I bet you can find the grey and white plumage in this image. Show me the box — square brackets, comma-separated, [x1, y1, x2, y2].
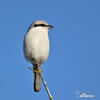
[23, 20, 53, 91]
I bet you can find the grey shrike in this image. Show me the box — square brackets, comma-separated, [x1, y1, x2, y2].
[23, 20, 53, 92]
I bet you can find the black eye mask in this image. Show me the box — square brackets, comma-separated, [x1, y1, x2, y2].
[34, 24, 46, 27]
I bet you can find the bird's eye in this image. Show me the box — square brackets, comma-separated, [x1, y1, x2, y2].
[40, 24, 45, 26]
[34, 24, 38, 27]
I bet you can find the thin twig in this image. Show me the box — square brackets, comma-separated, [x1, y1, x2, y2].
[28, 67, 53, 100]
[40, 73, 53, 100]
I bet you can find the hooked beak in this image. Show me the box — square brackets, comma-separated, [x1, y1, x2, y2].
[46, 25, 53, 29]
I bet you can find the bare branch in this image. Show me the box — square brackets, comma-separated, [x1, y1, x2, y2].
[28, 67, 53, 100]
[40, 73, 53, 100]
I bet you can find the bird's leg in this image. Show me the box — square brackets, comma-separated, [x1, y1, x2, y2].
[30, 58, 42, 73]
[28, 65, 42, 73]
[34, 62, 42, 73]
[33, 66, 42, 73]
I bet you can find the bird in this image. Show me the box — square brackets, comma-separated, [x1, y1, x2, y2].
[23, 20, 53, 92]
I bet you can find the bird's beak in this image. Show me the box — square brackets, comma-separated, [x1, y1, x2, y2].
[46, 25, 53, 29]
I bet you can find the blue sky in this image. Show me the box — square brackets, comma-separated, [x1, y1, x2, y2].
[0, 0, 99, 100]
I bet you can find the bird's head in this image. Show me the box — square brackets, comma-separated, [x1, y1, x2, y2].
[27, 20, 53, 32]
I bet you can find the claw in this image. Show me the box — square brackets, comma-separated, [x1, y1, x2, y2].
[33, 67, 42, 73]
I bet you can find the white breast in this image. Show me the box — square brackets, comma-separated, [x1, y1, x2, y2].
[23, 27, 49, 64]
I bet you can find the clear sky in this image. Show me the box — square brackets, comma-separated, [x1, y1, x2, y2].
[0, 0, 99, 100]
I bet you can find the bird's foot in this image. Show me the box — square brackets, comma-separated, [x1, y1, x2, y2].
[28, 67, 42, 73]
[33, 67, 42, 73]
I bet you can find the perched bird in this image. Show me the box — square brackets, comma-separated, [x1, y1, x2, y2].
[23, 20, 53, 92]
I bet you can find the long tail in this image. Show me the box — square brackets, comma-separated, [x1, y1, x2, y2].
[34, 65, 41, 92]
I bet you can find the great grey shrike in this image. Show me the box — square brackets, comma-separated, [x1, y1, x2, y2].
[23, 20, 53, 92]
